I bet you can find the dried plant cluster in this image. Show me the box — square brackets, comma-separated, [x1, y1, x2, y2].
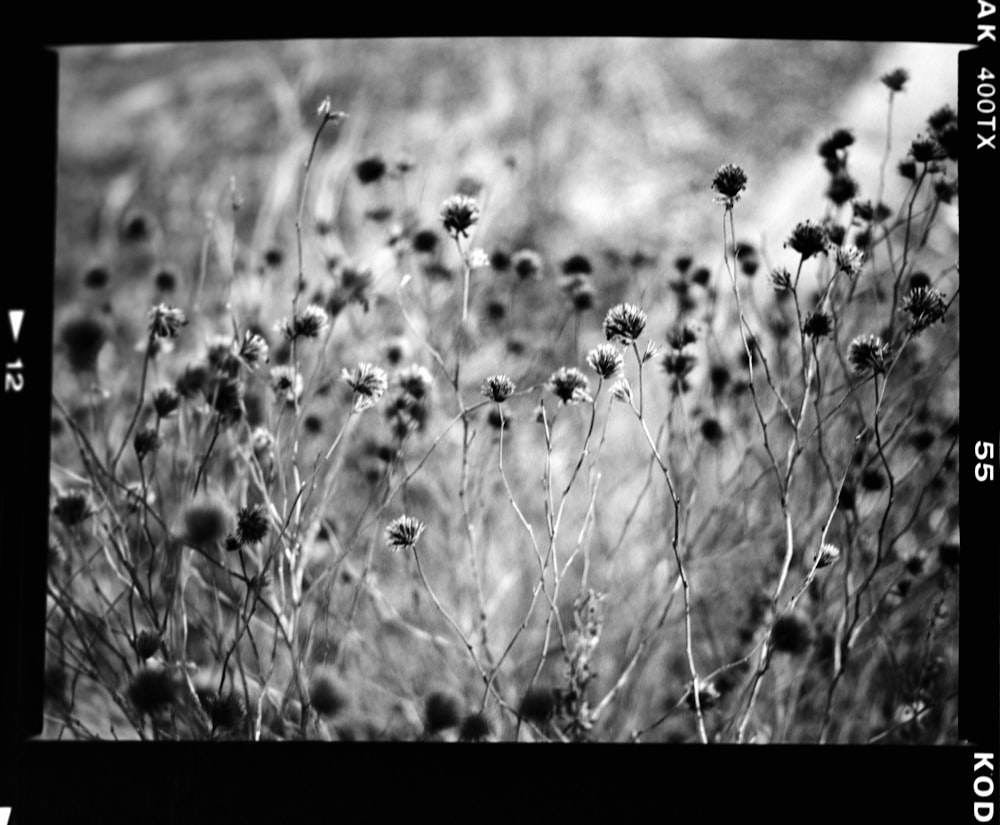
[45, 56, 958, 745]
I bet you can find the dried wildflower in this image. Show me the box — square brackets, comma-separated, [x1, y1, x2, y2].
[908, 272, 932, 291]
[121, 209, 153, 242]
[481, 374, 516, 403]
[802, 310, 833, 340]
[342, 362, 388, 412]
[818, 128, 855, 159]
[150, 387, 180, 419]
[277, 305, 329, 342]
[425, 691, 464, 734]
[309, 670, 349, 716]
[490, 249, 511, 272]
[567, 278, 596, 311]
[355, 155, 387, 185]
[206, 376, 244, 423]
[133, 426, 162, 459]
[548, 367, 592, 404]
[270, 366, 303, 405]
[154, 265, 179, 293]
[176, 363, 209, 399]
[661, 347, 697, 379]
[881, 68, 909, 92]
[587, 344, 624, 380]
[861, 468, 886, 491]
[933, 122, 959, 161]
[235, 330, 269, 370]
[60, 316, 107, 372]
[512, 249, 543, 280]
[608, 378, 633, 406]
[901, 286, 947, 333]
[440, 194, 480, 238]
[690, 266, 711, 287]
[602, 302, 647, 344]
[711, 162, 748, 207]
[128, 667, 179, 715]
[667, 321, 702, 350]
[459, 712, 493, 741]
[826, 172, 858, 207]
[54, 491, 90, 527]
[898, 158, 917, 180]
[700, 418, 724, 445]
[848, 334, 891, 375]
[769, 267, 794, 294]
[562, 254, 593, 275]
[211, 691, 247, 731]
[771, 613, 814, 655]
[412, 229, 439, 254]
[385, 515, 426, 552]
[83, 265, 110, 289]
[235, 504, 269, 546]
[835, 245, 865, 278]
[934, 178, 958, 204]
[135, 629, 162, 660]
[815, 543, 841, 569]
[785, 221, 829, 260]
[674, 254, 694, 275]
[183, 497, 232, 545]
[909, 134, 947, 164]
[519, 688, 556, 723]
[148, 304, 187, 339]
[398, 364, 434, 401]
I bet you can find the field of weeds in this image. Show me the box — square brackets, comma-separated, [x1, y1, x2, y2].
[44, 38, 961, 743]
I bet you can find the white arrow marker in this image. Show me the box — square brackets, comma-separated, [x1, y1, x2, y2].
[9, 309, 24, 342]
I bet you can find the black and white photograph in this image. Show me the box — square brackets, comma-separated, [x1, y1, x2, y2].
[3, 22, 997, 822]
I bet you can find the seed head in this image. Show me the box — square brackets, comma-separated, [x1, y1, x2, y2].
[459, 712, 493, 741]
[512, 249, 543, 280]
[547, 367, 592, 405]
[711, 163, 748, 208]
[135, 629, 162, 660]
[128, 667, 179, 715]
[398, 364, 434, 401]
[901, 286, 947, 333]
[412, 228, 440, 253]
[183, 497, 233, 545]
[147, 304, 187, 339]
[355, 155, 387, 185]
[83, 265, 110, 289]
[519, 687, 556, 723]
[848, 334, 891, 375]
[771, 613, 814, 655]
[309, 669, 350, 716]
[342, 362, 388, 412]
[277, 305, 329, 342]
[835, 244, 865, 278]
[237, 330, 270, 369]
[425, 690, 464, 734]
[769, 267, 794, 294]
[700, 418, 724, 444]
[826, 172, 858, 207]
[602, 302, 647, 344]
[60, 316, 107, 373]
[562, 254, 593, 276]
[152, 387, 181, 418]
[133, 426, 162, 459]
[269, 366, 303, 406]
[909, 134, 947, 164]
[898, 158, 917, 180]
[586, 344, 624, 379]
[440, 194, 480, 238]
[235, 504, 270, 546]
[815, 543, 841, 569]
[881, 67, 909, 92]
[785, 221, 829, 260]
[206, 375, 245, 424]
[802, 310, 833, 340]
[54, 491, 91, 527]
[481, 374, 516, 403]
[211, 691, 247, 731]
[610, 378, 633, 405]
[386, 515, 426, 552]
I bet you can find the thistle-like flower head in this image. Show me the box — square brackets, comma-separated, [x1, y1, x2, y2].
[711, 163, 748, 208]
[835, 245, 865, 278]
[547, 367, 592, 405]
[602, 302, 647, 344]
[586, 344, 624, 380]
[386, 515, 426, 552]
[481, 374, 516, 403]
[342, 362, 388, 412]
[235, 504, 270, 547]
[900, 286, 948, 333]
[802, 310, 833, 340]
[148, 304, 188, 339]
[440, 195, 480, 238]
[848, 334, 892, 375]
[815, 543, 842, 569]
[270, 366, 303, 405]
[785, 221, 829, 260]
